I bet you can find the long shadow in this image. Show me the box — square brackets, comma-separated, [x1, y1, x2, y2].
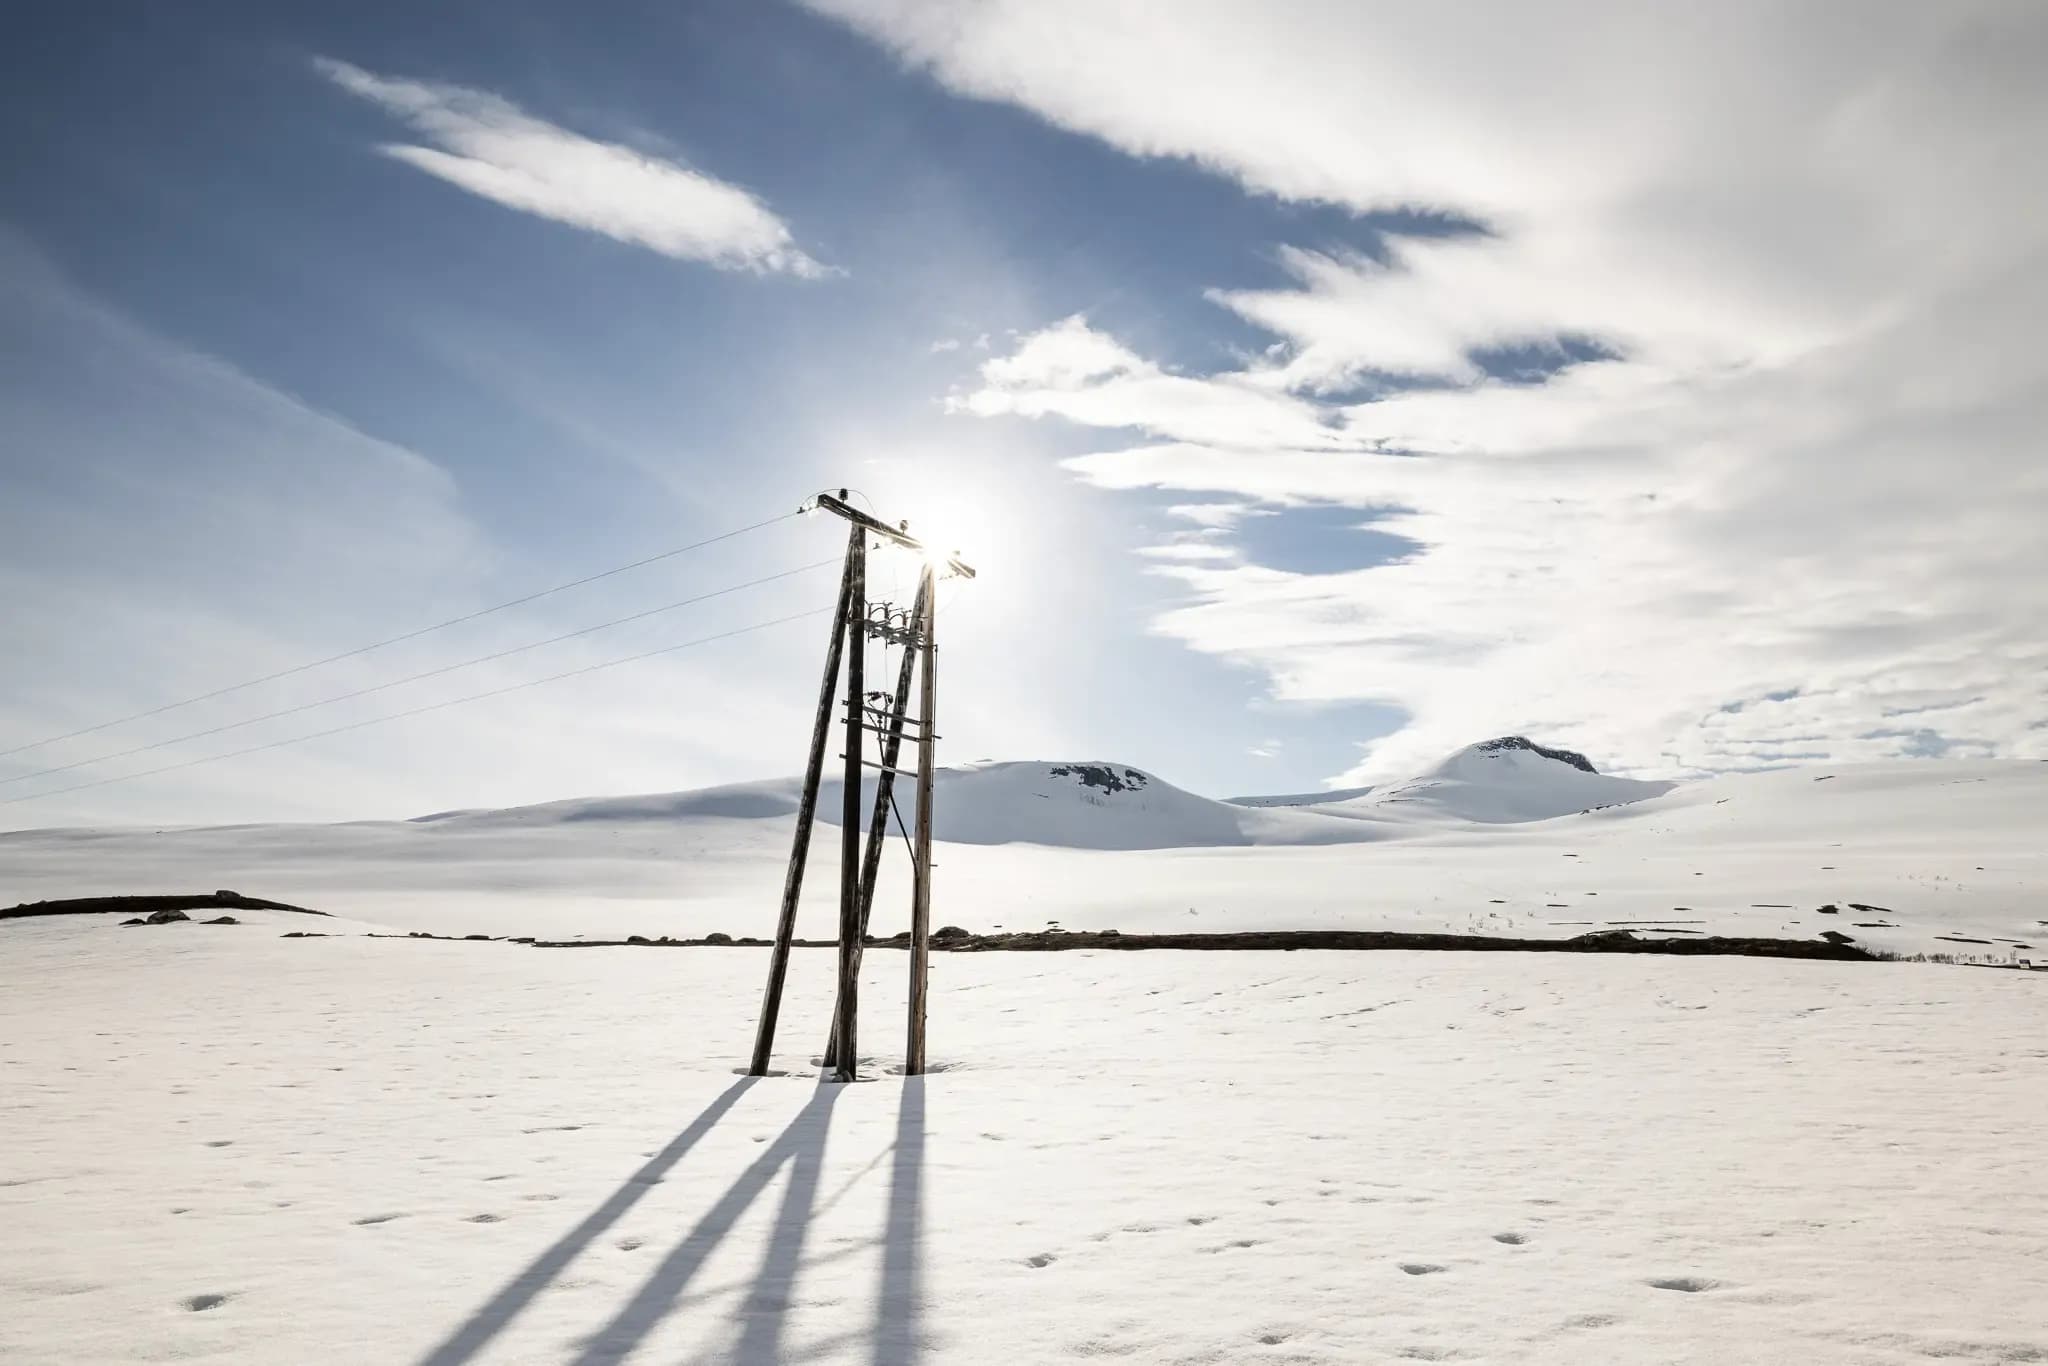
[570, 1083, 845, 1365]
[415, 1078, 756, 1366]
[730, 1095, 834, 1365]
[872, 1075, 927, 1364]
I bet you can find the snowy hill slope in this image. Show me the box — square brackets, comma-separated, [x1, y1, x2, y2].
[1326, 735, 1676, 824]
[1227, 783, 1377, 809]
[1232, 736, 1673, 824]
[3, 751, 2044, 957]
[409, 761, 1392, 851]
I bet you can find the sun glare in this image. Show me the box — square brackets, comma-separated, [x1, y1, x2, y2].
[901, 495, 989, 576]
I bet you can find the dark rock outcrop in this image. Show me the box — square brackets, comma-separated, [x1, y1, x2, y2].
[1473, 736, 1598, 773]
[1048, 764, 1150, 794]
[4, 892, 324, 921]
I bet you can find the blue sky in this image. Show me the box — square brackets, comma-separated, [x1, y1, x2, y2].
[4, 1, 2045, 825]
[0, 0, 1410, 822]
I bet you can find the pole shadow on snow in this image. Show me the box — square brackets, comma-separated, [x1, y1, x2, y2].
[871, 1075, 927, 1365]
[417, 1070, 929, 1366]
[416, 1078, 758, 1366]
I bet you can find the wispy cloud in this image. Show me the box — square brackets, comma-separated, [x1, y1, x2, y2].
[819, 1, 2048, 781]
[315, 58, 833, 278]
[0, 232, 823, 826]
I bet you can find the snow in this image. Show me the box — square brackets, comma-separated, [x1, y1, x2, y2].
[5, 749, 2043, 959]
[3, 920, 2045, 1364]
[1331, 737, 1675, 824]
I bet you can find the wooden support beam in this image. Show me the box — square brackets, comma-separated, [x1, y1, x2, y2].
[906, 560, 939, 1075]
[810, 493, 975, 580]
[748, 523, 860, 1077]
[831, 534, 867, 1083]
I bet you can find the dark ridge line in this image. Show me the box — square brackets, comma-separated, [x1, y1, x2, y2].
[2, 892, 327, 921]
[901, 928, 1875, 960]
[360, 927, 1878, 961]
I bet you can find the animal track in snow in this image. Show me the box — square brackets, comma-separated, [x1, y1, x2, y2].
[352, 1213, 404, 1226]
[465, 1213, 504, 1224]
[1492, 1232, 1529, 1245]
[183, 1293, 229, 1312]
[1399, 1262, 1447, 1275]
[1024, 1253, 1056, 1268]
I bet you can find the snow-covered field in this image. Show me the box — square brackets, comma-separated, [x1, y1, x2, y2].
[5, 743, 2045, 959]
[3, 919, 2045, 1365]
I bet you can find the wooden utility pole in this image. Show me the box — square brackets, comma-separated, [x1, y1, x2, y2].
[747, 492, 974, 1082]
[906, 560, 938, 1074]
[749, 523, 861, 1078]
[831, 534, 866, 1083]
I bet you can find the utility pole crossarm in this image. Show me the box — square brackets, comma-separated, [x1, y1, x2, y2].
[808, 493, 977, 580]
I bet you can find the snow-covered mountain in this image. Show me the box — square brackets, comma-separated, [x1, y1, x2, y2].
[410, 760, 1389, 851]
[1231, 735, 1671, 823]
[411, 739, 1667, 851]
[6, 743, 2044, 957]
[1324, 735, 1675, 824]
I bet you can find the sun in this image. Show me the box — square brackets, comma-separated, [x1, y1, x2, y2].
[899, 494, 989, 578]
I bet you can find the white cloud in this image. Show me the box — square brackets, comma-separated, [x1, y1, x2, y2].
[814, 0, 2048, 781]
[955, 314, 1346, 450]
[1135, 542, 1238, 563]
[315, 58, 833, 278]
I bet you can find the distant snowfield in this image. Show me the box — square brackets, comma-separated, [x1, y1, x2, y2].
[4, 745, 2045, 960]
[2, 922, 2045, 1365]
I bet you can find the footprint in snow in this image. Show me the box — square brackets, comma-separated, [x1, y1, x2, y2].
[1024, 1253, 1056, 1269]
[183, 1293, 230, 1312]
[465, 1213, 504, 1224]
[1399, 1262, 1447, 1276]
[1648, 1276, 1720, 1293]
[1492, 1232, 1529, 1245]
[352, 1213, 404, 1226]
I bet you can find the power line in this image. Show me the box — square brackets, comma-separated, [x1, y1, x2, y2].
[1, 559, 837, 788]
[0, 606, 830, 810]
[0, 508, 802, 760]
